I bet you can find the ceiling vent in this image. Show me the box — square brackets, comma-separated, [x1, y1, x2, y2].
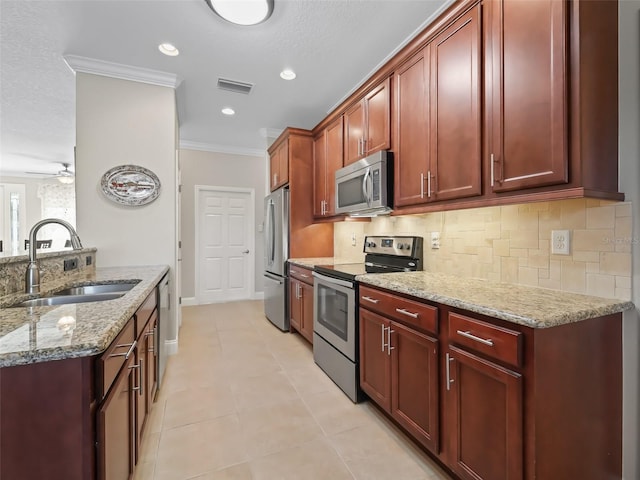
[217, 78, 253, 95]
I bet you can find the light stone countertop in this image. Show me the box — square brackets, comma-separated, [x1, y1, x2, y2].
[357, 271, 634, 329]
[288, 257, 335, 269]
[0, 265, 169, 367]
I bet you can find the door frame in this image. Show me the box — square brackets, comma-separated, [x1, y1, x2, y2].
[194, 185, 256, 305]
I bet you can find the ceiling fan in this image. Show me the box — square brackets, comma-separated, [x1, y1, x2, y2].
[22, 162, 75, 184]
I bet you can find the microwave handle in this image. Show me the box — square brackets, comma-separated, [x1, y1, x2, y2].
[362, 167, 372, 207]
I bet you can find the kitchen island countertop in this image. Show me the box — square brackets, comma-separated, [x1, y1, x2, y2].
[0, 265, 168, 368]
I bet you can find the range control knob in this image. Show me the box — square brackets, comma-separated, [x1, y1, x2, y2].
[366, 241, 376, 248]
[397, 244, 404, 250]
[403, 243, 412, 250]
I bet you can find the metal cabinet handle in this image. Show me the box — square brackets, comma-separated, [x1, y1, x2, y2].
[490, 153, 495, 187]
[362, 138, 367, 155]
[446, 353, 455, 391]
[420, 173, 425, 198]
[110, 340, 137, 360]
[395, 308, 419, 319]
[380, 324, 386, 352]
[300, 273, 310, 278]
[387, 327, 395, 355]
[362, 296, 379, 304]
[457, 330, 494, 346]
[427, 170, 432, 198]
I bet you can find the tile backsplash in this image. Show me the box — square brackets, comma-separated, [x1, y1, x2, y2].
[335, 199, 633, 300]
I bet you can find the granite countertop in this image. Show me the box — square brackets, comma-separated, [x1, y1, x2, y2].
[357, 271, 634, 329]
[288, 257, 336, 269]
[0, 265, 169, 367]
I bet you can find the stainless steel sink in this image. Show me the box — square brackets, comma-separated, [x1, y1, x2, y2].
[10, 292, 126, 308]
[53, 282, 138, 296]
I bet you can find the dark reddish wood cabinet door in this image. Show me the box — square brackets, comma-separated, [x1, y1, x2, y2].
[98, 356, 135, 480]
[359, 308, 391, 412]
[289, 279, 302, 332]
[146, 311, 158, 410]
[430, 6, 482, 201]
[278, 140, 289, 187]
[313, 132, 326, 217]
[324, 116, 344, 215]
[448, 345, 523, 480]
[364, 78, 391, 156]
[300, 282, 314, 344]
[488, 0, 568, 192]
[344, 100, 365, 165]
[394, 47, 430, 207]
[269, 147, 280, 191]
[391, 322, 440, 454]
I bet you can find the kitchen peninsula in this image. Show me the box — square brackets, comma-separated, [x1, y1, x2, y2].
[0, 254, 169, 480]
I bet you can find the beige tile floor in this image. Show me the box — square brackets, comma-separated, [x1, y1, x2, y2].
[134, 300, 454, 480]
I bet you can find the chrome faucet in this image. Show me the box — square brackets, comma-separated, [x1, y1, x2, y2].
[25, 218, 83, 294]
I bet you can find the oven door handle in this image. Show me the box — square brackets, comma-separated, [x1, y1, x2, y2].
[312, 271, 354, 289]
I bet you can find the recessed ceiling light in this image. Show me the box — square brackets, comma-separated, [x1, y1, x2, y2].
[158, 43, 179, 56]
[221, 107, 235, 115]
[280, 69, 296, 80]
[206, 0, 274, 26]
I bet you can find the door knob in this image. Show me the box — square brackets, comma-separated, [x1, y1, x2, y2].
[242, 250, 250, 254]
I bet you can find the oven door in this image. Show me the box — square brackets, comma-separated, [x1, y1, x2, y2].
[312, 271, 356, 362]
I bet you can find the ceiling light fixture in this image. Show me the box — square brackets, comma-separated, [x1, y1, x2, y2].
[205, 0, 274, 26]
[57, 163, 75, 184]
[158, 43, 179, 56]
[280, 69, 296, 80]
[221, 107, 235, 115]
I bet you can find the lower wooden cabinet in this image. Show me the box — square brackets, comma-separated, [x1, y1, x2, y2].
[358, 284, 622, 480]
[289, 265, 314, 344]
[446, 345, 522, 480]
[359, 308, 439, 453]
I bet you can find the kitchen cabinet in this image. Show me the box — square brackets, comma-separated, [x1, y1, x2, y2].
[359, 287, 440, 453]
[313, 116, 344, 217]
[486, 0, 566, 192]
[289, 265, 314, 344]
[269, 138, 289, 191]
[344, 78, 390, 165]
[395, 6, 481, 208]
[268, 128, 334, 258]
[358, 283, 623, 479]
[445, 313, 523, 480]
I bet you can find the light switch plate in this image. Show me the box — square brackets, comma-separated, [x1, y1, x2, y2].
[431, 231, 440, 250]
[551, 230, 571, 255]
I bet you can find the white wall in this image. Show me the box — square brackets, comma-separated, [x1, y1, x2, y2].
[179, 148, 266, 300]
[619, 2, 640, 478]
[75, 72, 179, 342]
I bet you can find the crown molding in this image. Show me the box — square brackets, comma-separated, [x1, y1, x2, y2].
[180, 140, 265, 157]
[63, 54, 180, 89]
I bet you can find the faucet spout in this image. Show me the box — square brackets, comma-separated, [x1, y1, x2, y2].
[25, 218, 83, 294]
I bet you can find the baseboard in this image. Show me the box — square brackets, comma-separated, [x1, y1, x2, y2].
[181, 297, 197, 306]
[253, 291, 265, 300]
[165, 339, 178, 355]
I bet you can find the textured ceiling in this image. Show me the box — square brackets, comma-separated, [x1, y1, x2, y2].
[0, 0, 450, 176]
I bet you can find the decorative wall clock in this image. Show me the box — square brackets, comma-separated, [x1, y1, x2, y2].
[100, 165, 161, 206]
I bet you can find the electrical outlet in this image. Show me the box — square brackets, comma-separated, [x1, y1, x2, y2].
[63, 258, 78, 271]
[551, 230, 571, 255]
[431, 231, 441, 250]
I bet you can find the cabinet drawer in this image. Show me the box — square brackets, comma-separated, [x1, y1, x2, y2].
[360, 286, 438, 334]
[290, 265, 314, 285]
[135, 289, 157, 337]
[448, 312, 522, 368]
[97, 318, 135, 400]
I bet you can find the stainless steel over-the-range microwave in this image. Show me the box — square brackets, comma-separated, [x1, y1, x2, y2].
[335, 150, 393, 217]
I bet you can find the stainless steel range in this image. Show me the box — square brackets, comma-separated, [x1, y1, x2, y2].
[312, 235, 424, 402]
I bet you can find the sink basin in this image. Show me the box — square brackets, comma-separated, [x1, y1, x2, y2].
[53, 282, 138, 296]
[10, 292, 126, 308]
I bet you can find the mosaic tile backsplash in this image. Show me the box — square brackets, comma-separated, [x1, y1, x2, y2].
[335, 199, 633, 300]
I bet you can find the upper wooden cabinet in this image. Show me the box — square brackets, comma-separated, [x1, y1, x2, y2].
[313, 116, 344, 217]
[344, 78, 391, 165]
[486, 0, 567, 192]
[269, 138, 289, 191]
[394, 6, 481, 208]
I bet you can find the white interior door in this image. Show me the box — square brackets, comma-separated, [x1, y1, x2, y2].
[196, 186, 254, 304]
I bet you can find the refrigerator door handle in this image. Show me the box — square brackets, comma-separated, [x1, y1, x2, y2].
[264, 272, 284, 284]
[265, 199, 275, 266]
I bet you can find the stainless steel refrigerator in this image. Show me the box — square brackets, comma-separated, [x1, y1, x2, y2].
[263, 186, 289, 330]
